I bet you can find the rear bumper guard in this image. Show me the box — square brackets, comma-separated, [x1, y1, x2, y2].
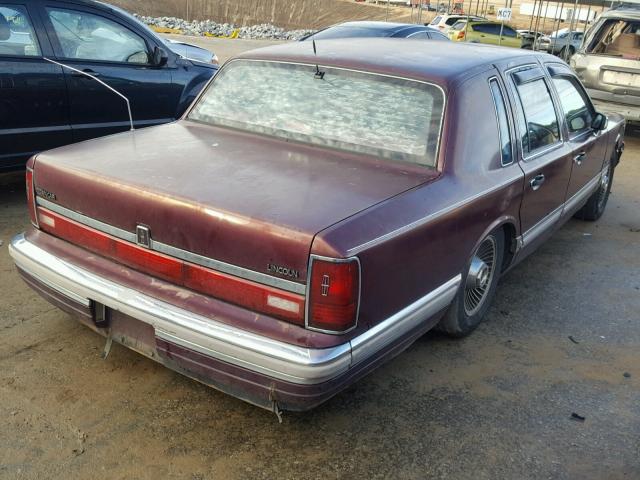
[9, 233, 460, 387]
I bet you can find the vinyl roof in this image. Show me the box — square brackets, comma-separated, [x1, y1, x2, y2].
[237, 38, 549, 88]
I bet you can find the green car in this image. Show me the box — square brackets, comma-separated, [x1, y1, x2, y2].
[448, 20, 522, 48]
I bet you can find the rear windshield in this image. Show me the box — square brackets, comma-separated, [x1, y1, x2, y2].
[189, 60, 445, 167]
[451, 21, 466, 30]
[585, 18, 640, 58]
[310, 26, 390, 40]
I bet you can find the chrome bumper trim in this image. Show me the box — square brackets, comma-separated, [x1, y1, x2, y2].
[351, 275, 460, 365]
[35, 197, 306, 295]
[9, 234, 460, 385]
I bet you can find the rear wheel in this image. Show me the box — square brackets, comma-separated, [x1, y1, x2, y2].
[560, 45, 575, 60]
[575, 161, 614, 221]
[437, 229, 505, 337]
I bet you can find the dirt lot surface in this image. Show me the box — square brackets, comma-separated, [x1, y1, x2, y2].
[1, 40, 639, 479]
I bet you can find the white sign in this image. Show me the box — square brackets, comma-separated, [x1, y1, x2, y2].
[497, 7, 512, 21]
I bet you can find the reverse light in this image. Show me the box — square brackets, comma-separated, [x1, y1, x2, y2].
[307, 256, 360, 334]
[25, 167, 38, 228]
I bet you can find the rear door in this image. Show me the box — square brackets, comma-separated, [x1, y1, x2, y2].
[503, 64, 573, 246]
[41, 3, 174, 142]
[0, 2, 70, 170]
[471, 23, 499, 45]
[546, 63, 607, 200]
[500, 26, 521, 48]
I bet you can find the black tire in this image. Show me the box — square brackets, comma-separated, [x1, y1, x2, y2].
[575, 161, 615, 221]
[437, 229, 505, 337]
[560, 45, 575, 60]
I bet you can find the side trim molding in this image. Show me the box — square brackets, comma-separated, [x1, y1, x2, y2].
[350, 275, 461, 366]
[36, 197, 306, 295]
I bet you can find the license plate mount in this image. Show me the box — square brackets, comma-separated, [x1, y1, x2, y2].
[92, 301, 111, 328]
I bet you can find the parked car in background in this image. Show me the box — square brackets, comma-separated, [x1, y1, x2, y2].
[0, 0, 218, 172]
[571, 5, 640, 123]
[535, 28, 584, 57]
[300, 21, 449, 41]
[517, 29, 545, 49]
[448, 20, 522, 47]
[10, 40, 624, 412]
[428, 14, 485, 32]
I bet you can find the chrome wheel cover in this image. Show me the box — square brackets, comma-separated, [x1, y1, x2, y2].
[464, 236, 497, 316]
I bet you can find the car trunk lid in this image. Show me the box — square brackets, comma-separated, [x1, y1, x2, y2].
[33, 122, 437, 284]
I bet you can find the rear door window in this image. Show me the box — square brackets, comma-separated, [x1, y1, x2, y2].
[502, 26, 518, 37]
[511, 73, 561, 155]
[46, 7, 149, 63]
[489, 78, 513, 166]
[474, 23, 499, 35]
[0, 5, 40, 56]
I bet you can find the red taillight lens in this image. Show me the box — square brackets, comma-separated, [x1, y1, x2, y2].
[36, 207, 305, 325]
[456, 31, 465, 40]
[26, 168, 38, 227]
[307, 257, 360, 333]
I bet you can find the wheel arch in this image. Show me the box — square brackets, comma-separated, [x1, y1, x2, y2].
[470, 217, 520, 273]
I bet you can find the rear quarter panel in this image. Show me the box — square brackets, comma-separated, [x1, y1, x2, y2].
[311, 69, 525, 329]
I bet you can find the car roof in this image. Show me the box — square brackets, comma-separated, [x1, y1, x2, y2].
[603, 4, 640, 19]
[236, 38, 549, 90]
[325, 21, 426, 33]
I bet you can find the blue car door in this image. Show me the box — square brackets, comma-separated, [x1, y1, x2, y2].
[0, 2, 70, 171]
[41, 3, 174, 142]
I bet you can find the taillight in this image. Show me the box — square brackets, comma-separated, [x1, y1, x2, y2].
[36, 207, 306, 324]
[307, 256, 360, 334]
[456, 31, 465, 40]
[25, 167, 38, 228]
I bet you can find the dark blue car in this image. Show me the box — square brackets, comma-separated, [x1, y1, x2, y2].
[0, 0, 218, 171]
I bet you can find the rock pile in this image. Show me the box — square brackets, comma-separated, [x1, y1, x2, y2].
[136, 14, 315, 40]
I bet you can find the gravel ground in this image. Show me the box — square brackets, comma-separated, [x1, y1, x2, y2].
[0, 41, 638, 479]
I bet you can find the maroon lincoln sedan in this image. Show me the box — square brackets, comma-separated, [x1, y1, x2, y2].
[10, 40, 625, 413]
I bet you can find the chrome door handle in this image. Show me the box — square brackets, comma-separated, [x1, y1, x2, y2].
[574, 152, 586, 165]
[530, 174, 545, 191]
[72, 69, 101, 78]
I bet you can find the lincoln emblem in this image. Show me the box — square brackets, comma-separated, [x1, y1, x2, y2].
[136, 225, 151, 248]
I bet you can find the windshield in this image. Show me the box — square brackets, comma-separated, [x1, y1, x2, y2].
[188, 60, 444, 166]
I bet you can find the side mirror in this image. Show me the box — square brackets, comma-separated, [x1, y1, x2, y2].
[151, 46, 168, 67]
[591, 112, 608, 131]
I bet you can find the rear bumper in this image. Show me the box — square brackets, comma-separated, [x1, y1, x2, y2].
[9, 233, 460, 411]
[588, 89, 640, 123]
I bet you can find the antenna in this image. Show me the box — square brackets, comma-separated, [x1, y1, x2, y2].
[312, 39, 325, 80]
[43, 57, 134, 131]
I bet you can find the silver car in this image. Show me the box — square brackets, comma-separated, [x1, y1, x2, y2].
[535, 28, 584, 57]
[571, 5, 640, 123]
